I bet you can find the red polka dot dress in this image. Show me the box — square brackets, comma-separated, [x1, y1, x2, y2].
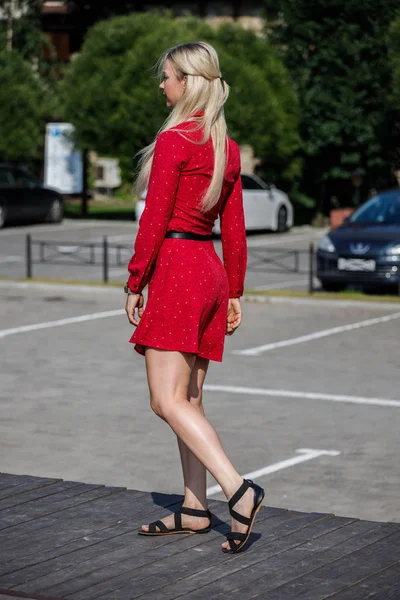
[127, 119, 247, 362]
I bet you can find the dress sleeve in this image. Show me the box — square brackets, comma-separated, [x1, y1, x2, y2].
[220, 155, 247, 298]
[127, 131, 187, 293]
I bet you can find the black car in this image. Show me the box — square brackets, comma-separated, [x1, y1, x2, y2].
[317, 188, 400, 291]
[0, 164, 64, 228]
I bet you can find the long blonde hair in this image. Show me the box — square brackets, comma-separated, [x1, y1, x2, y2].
[136, 41, 230, 212]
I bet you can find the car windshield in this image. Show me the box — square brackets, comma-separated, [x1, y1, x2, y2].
[349, 191, 400, 225]
[12, 169, 39, 185]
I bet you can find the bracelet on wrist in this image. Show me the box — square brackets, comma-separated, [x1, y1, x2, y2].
[124, 283, 141, 295]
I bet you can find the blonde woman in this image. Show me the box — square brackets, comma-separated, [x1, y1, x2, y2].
[125, 41, 264, 553]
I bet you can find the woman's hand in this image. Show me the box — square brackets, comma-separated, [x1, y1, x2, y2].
[125, 293, 144, 326]
[226, 297, 242, 336]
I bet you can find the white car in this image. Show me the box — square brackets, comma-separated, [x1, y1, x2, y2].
[135, 190, 147, 223]
[214, 173, 293, 234]
[134, 173, 293, 233]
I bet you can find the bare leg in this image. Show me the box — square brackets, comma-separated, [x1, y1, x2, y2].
[146, 349, 242, 495]
[177, 356, 209, 509]
[140, 349, 256, 550]
[140, 356, 210, 532]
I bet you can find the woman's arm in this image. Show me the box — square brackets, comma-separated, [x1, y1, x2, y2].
[127, 130, 188, 293]
[220, 156, 247, 299]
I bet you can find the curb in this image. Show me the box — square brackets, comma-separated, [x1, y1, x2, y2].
[243, 294, 400, 310]
[0, 279, 122, 294]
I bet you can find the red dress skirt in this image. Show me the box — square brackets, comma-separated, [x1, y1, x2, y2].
[129, 237, 229, 362]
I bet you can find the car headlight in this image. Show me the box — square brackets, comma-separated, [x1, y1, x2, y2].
[385, 244, 400, 255]
[318, 235, 336, 253]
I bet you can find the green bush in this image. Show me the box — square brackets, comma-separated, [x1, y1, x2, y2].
[61, 12, 301, 186]
[0, 50, 47, 162]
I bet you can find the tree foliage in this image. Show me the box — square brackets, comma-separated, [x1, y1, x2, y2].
[61, 12, 301, 185]
[265, 0, 400, 208]
[388, 14, 400, 172]
[0, 0, 42, 59]
[0, 49, 47, 162]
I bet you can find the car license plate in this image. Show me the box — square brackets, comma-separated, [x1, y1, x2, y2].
[337, 258, 376, 271]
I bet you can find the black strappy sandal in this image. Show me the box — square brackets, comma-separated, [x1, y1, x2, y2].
[222, 478, 265, 553]
[138, 506, 212, 536]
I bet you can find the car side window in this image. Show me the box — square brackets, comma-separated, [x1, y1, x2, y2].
[0, 169, 14, 185]
[386, 197, 400, 223]
[11, 169, 34, 186]
[240, 175, 264, 190]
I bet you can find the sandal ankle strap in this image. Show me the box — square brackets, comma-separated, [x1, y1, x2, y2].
[228, 479, 255, 526]
[175, 507, 210, 529]
[228, 479, 251, 512]
[180, 506, 211, 518]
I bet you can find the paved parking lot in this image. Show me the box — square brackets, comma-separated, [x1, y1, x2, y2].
[1, 278, 399, 525]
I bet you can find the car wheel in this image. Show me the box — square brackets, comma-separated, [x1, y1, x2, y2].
[277, 205, 288, 233]
[46, 198, 63, 223]
[0, 204, 6, 228]
[320, 280, 347, 292]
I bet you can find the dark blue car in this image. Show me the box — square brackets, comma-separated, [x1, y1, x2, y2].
[317, 188, 400, 291]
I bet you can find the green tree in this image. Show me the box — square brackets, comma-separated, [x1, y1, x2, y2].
[0, 49, 47, 162]
[265, 0, 400, 209]
[212, 22, 301, 185]
[61, 12, 300, 186]
[390, 16, 400, 104]
[0, 0, 61, 99]
[388, 14, 400, 172]
[0, 1, 42, 59]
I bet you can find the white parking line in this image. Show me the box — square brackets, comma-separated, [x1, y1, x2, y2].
[203, 384, 400, 408]
[0, 309, 125, 339]
[0, 256, 23, 264]
[233, 311, 400, 356]
[206, 448, 340, 496]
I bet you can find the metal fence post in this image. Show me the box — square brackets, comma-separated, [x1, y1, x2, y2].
[26, 234, 32, 279]
[81, 149, 89, 218]
[103, 236, 109, 283]
[308, 243, 314, 294]
[294, 250, 299, 273]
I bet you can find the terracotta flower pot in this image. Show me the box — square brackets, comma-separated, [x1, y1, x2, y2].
[329, 208, 355, 229]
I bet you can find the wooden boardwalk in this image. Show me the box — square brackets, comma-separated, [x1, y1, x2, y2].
[0, 473, 399, 600]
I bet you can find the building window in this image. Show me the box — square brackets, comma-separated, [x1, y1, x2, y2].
[96, 166, 105, 181]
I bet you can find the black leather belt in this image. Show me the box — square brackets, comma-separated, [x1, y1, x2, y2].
[165, 231, 212, 241]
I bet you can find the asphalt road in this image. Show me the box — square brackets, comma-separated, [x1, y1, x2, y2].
[0, 220, 325, 291]
[1, 280, 399, 524]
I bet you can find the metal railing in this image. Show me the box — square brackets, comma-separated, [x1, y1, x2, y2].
[24, 235, 400, 296]
[247, 247, 303, 273]
[25, 234, 132, 283]
[246, 245, 315, 293]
